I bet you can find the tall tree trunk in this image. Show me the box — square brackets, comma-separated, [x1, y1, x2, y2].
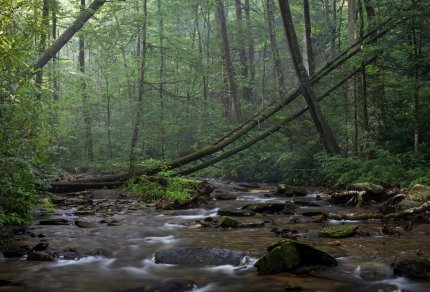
[35, 0, 49, 99]
[52, 3, 59, 100]
[234, 0, 251, 101]
[348, 0, 358, 155]
[216, 0, 243, 123]
[266, 0, 286, 93]
[278, 0, 340, 154]
[196, 3, 208, 101]
[411, 0, 420, 154]
[31, 0, 107, 73]
[130, 0, 148, 174]
[244, 0, 255, 97]
[358, 0, 369, 154]
[158, 0, 165, 159]
[79, 0, 93, 161]
[303, 0, 315, 76]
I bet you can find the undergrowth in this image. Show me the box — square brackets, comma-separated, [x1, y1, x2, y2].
[126, 171, 200, 202]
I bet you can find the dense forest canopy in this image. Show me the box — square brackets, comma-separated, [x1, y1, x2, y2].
[1, 0, 430, 222]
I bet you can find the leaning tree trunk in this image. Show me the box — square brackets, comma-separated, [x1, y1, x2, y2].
[31, 0, 107, 74]
[278, 0, 340, 154]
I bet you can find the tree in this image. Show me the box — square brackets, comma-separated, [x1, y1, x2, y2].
[278, 0, 340, 154]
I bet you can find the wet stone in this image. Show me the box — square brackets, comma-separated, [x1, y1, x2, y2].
[238, 221, 265, 228]
[2, 245, 30, 258]
[212, 193, 237, 200]
[276, 185, 308, 197]
[392, 255, 430, 278]
[217, 208, 255, 217]
[154, 247, 245, 266]
[121, 279, 197, 292]
[27, 251, 55, 261]
[218, 216, 239, 228]
[356, 262, 394, 281]
[31, 242, 49, 252]
[319, 225, 358, 238]
[74, 221, 97, 228]
[242, 203, 285, 214]
[39, 218, 69, 225]
[84, 248, 113, 258]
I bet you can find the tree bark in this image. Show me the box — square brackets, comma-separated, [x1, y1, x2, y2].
[348, 0, 358, 155]
[234, 0, 251, 100]
[31, 0, 107, 74]
[216, 0, 243, 123]
[79, 0, 94, 161]
[278, 0, 340, 154]
[52, 4, 60, 100]
[358, 0, 369, 154]
[129, 0, 148, 174]
[303, 0, 315, 76]
[158, 0, 166, 159]
[35, 0, 50, 99]
[266, 0, 286, 93]
[244, 0, 255, 97]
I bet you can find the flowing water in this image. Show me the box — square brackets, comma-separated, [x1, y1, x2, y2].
[1, 180, 429, 291]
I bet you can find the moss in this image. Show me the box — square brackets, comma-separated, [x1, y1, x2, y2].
[218, 216, 239, 228]
[319, 225, 358, 238]
[407, 184, 430, 202]
[243, 203, 285, 213]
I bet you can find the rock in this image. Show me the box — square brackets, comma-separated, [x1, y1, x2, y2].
[154, 247, 245, 266]
[212, 193, 237, 200]
[196, 180, 215, 196]
[407, 184, 430, 202]
[349, 183, 384, 194]
[2, 245, 30, 258]
[27, 251, 55, 261]
[356, 262, 394, 281]
[84, 248, 113, 258]
[121, 279, 196, 292]
[217, 208, 255, 217]
[31, 242, 49, 252]
[61, 248, 81, 260]
[293, 200, 322, 207]
[238, 221, 265, 228]
[255, 239, 337, 275]
[242, 203, 285, 213]
[92, 189, 119, 199]
[392, 256, 430, 278]
[319, 225, 358, 238]
[74, 210, 96, 216]
[0, 280, 21, 287]
[276, 184, 308, 197]
[74, 221, 97, 228]
[301, 211, 324, 217]
[282, 202, 296, 214]
[39, 218, 69, 225]
[218, 216, 239, 228]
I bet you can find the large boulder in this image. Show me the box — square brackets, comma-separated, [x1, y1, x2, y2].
[255, 239, 337, 275]
[407, 184, 430, 202]
[154, 247, 245, 266]
[319, 225, 358, 238]
[242, 203, 285, 214]
[392, 256, 430, 278]
[276, 185, 308, 197]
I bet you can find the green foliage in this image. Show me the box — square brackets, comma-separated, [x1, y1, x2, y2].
[126, 172, 196, 202]
[0, 157, 40, 225]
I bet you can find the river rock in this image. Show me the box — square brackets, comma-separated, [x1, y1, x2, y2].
[349, 182, 384, 194]
[255, 239, 337, 275]
[218, 216, 239, 228]
[84, 248, 113, 258]
[27, 251, 55, 261]
[154, 247, 245, 266]
[2, 245, 30, 258]
[122, 279, 196, 292]
[92, 189, 119, 200]
[239, 221, 265, 228]
[31, 242, 49, 252]
[392, 255, 430, 278]
[75, 221, 97, 228]
[196, 180, 215, 196]
[319, 225, 358, 238]
[282, 202, 296, 214]
[407, 184, 430, 202]
[276, 185, 308, 197]
[242, 203, 285, 213]
[39, 218, 69, 225]
[212, 193, 237, 200]
[217, 208, 255, 217]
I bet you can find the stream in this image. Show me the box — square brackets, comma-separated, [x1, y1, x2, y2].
[1, 180, 429, 291]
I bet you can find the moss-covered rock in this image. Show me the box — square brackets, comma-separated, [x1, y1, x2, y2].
[392, 256, 430, 278]
[242, 203, 285, 213]
[276, 184, 308, 197]
[407, 184, 430, 202]
[319, 225, 358, 238]
[349, 183, 384, 194]
[255, 239, 337, 275]
[218, 216, 239, 228]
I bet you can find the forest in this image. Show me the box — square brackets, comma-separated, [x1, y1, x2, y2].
[0, 0, 430, 291]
